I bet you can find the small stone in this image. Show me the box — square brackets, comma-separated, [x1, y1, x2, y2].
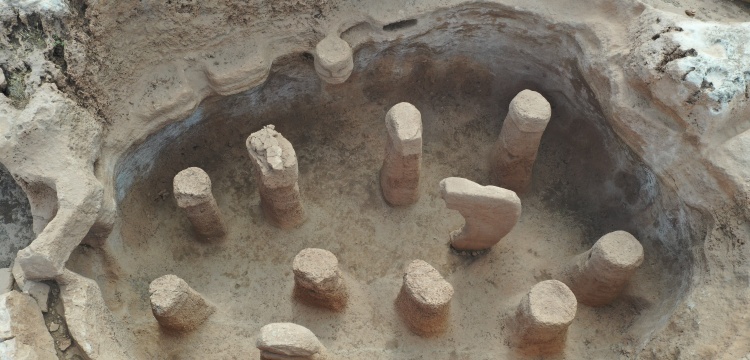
[58, 337, 72, 351]
[256, 323, 325, 358]
[685, 9, 696, 17]
[0, 267, 14, 294]
[0, 71, 6, 91]
[23, 280, 50, 312]
[49, 322, 60, 332]
[292, 248, 348, 311]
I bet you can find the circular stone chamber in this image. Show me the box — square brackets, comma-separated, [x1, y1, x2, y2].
[63, 5, 709, 359]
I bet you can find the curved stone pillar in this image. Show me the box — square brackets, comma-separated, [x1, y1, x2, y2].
[439, 177, 521, 251]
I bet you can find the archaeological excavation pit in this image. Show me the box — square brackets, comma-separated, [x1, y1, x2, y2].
[2, 1, 749, 359]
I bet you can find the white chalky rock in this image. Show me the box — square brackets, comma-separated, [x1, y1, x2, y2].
[560, 231, 644, 307]
[491, 90, 552, 194]
[439, 177, 521, 251]
[0, 268, 13, 294]
[0, 291, 57, 360]
[247, 125, 306, 229]
[381, 102, 423, 206]
[257, 323, 327, 360]
[149, 274, 215, 332]
[313, 35, 354, 84]
[0, 71, 5, 91]
[173, 167, 227, 241]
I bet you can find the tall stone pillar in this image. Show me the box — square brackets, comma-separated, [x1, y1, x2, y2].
[381, 102, 423, 207]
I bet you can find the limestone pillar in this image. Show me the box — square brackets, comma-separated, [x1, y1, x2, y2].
[149, 274, 215, 332]
[314, 35, 354, 84]
[513, 280, 577, 354]
[173, 167, 226, 241]
[560, 230, 644, 307]
[257, 323, 328, 360]
[491, 90, 552, 194]
[395, 260, 454, 337]
[246, 125, 306, 229]
[439, 177, 521, 251]
[293, 248, 348, 311]
[380, 102, 423, 207]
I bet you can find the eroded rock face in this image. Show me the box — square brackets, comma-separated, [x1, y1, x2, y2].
[1, 85, 103, 281]
[0, 291, 57, 360]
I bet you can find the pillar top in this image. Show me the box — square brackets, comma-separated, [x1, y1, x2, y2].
[524, 280, 577, 326]
[386, 102, 423, 156]
[293, 248, 340, 291]
[592, 231, 644, 270]
[173, 167, 213, 207]
[508, 90, 552, 132]
[246, 125, 299, 188]
[403, 260, 453, 308]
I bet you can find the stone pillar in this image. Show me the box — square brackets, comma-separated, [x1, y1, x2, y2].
[314, 35, 354, 84]
[173, 167, 226, 241]
[560, 230, 644, 307]
[513, 280, 577, 354]
[491, 90, 552, 194]
[257, 323, 328, 360]
[439, 177, 521, 252]
[0, 291, 57, 360]
[293, 248, 348, 311]
[380, 102, 423, 207]
[246, 125, 306, 229]
[395, 260, 454, 337]
[149, 274, 215, 332]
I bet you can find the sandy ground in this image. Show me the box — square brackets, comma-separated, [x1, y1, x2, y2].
[67, 54, 669, 359]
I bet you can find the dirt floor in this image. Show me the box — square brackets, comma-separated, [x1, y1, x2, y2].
[67, 53, 675, 359]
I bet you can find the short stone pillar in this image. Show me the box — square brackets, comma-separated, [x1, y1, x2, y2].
[396, 260, 454, 337]
[314, 35, 354, 84]
[293, 248, 348, 311]
[149, 274, 215, 332]
[491, 90, 552, 194]
[173, 167, 227, 241]
[439, 177, 521, 251]
[246, 125, 306, 229]
[560, 230, 644, 307]
[257, 323, 328, 360]
[380, 102, 423, 207]
[512, 280, 577, 354]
